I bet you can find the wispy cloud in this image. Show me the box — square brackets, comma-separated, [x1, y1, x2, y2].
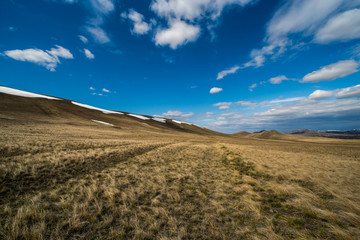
[239, 0, 360, 69]
[78, 35, 88, 43]
[213, 102, 232, 109]
[315, 9, 360, 43]
[309, 84, 360, 99]
[4, 45, 73, 71]
[269, 75, 289, 84]
[102, 88, 110, 93]
[161, 110, 194, 119]
[217, 66, 239, 80]
[84, 49, 95, 59]
[249, 83, 257, 92]
[86, 26, 110, 44]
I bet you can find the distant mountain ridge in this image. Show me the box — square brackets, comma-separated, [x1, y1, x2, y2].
[289, 129, 360, 139]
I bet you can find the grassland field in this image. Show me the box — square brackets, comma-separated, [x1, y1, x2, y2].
[1, 118, 360, 240]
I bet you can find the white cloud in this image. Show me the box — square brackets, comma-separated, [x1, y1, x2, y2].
[122, 9, 152, 35]
[79, 35, 88, 43]
[84, 0, 115, 44]
[210, 87, 223, 94]
[240, 0, 360, 68]
[235, 101, 254, 106]
[150, 0, 256, 48]
[213, 102, 232, 109]
[266, 0, 344, 42]
[205, 98, 360, 132]
[336, 84, 360, 98]
[309, 90, 334, 100]
[84, 49, 95, 59]
[86, 26, 110, 44]
[4, 45, 73, 71]
[249, 83, 257, 92]
[162, 110, 194, 119]
[315, 8, 360, 43]
[90, 86, 95, 90]
[89, 0, 115, 15]
[302, 60, 359, 83]
[102, 88, 110, 93]
[269, 75, 289, 84]
[217, 66, 239, 80]
[154, 20, 200, 49]
[151, 0, 254, 21]
[309, 84, 360, 99]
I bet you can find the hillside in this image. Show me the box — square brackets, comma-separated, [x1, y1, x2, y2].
[1, 86, 360, 239]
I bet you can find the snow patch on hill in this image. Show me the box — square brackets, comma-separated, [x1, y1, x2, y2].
[92, 120, 114, 126]
[72, 101, 123, 115]
[0, 86, 60, 100]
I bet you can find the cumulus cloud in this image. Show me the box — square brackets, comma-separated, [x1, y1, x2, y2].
[90, 86, 95, 90]
[151, 0, 255, 21]
[302, 60, 359, 83]
[162, 110, 194, 119]
[4, 45, 73, 71]
[155, 20, 200, 49]
[217, 66, 240, 80]
[79, 35, 88, 43]
[269, 75, 289, 84]
[315, 8, 360, 43]
[122, 9, 152, 35]
[84, 49, 95, 59]
[210, 87, 223, 94]
[102, 88, 110, 93]
[150, 0, 256, 48]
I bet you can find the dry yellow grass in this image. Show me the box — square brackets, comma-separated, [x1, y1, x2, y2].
[1, 120, 360, 239]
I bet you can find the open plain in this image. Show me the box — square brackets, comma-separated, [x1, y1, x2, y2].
[1, 91, 360, 239]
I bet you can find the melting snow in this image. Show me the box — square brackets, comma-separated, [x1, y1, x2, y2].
[0, 86, 60, 100]
[172, 119, 193, 125]
[127, 114, 150, 120]
[152, 117, 166, 123]
[72, 101, 123, 115]
[92, 120, 114, 126]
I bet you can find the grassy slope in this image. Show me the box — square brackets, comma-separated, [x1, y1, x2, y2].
[1, 93, 360, 239]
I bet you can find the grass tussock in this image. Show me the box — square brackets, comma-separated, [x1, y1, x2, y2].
[0, 121, 360, 239]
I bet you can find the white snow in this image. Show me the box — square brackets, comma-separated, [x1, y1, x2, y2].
[0, 86, 60, 100]
[152, 117, 166, 123]
[92, 120, 114, 126]
[172, 119, 193, 125]
[127, 114, 150, 120]
[72, 101, 123, 115]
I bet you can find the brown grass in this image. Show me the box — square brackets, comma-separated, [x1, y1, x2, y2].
[1, 120, 360, 239]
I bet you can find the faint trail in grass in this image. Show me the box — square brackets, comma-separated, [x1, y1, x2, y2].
[0, 143, 172, 204]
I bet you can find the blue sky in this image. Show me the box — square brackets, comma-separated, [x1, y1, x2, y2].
[1, 0, 360, 133]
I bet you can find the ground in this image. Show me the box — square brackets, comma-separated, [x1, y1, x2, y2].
[1, 119, 359, 240]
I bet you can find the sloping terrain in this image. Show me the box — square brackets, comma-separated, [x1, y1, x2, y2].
[1, 86, 360, 239]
